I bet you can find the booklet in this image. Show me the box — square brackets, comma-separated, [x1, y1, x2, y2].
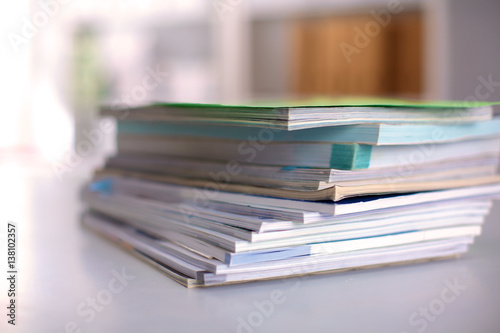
[106, 154, 499, 191]
[116, 135, 500, 169]
[83, 213, 475, 287]
[101, 97, 498, 130]
[96, 169, 500, 201]
[118, 117, 500, 145]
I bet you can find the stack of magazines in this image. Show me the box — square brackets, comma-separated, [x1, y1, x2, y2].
[82, 98, 500, 287]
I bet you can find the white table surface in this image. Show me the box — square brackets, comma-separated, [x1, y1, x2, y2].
[1, 169, 500, 333]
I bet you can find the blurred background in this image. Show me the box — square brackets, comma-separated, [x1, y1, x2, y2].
[1, 2, 500, 330]
[1, 0, 500, 176]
